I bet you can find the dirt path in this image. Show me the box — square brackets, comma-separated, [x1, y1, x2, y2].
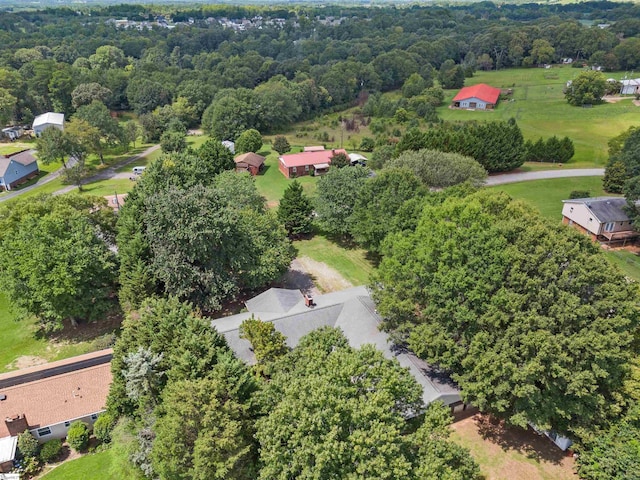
[277, 257, 353, 295]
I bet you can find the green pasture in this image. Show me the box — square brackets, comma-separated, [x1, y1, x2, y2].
[488, 176, 610, 220]
[438, 67, 639, 167]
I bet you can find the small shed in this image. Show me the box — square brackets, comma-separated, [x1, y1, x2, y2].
[1, 127, 24, 141]
[221, 140, 235, 154]
[451, 84, 501, 110]
[621, 79, 640, 95]
[32, 112, 64, 136]
[234, 152, 265, 176]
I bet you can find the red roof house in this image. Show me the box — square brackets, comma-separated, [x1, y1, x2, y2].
[451, 84, 501, 110]
[278, 148, 347, 178]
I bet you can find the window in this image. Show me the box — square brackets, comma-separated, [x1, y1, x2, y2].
[91, 414, 98, 420]
[64, 421, 70, 427]
[305, 165, 309, 171]
[292, 167, 297, 173]
[604, 222, 615, 232]
[37, 427, 52, 437]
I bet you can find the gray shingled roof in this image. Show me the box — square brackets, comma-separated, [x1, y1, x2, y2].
[8, 149, 37, 167]
[244, 288, 304, 314]
[213, 286, 462, 408]
[562, 197, 629, 223]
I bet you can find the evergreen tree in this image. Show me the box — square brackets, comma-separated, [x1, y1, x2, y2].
[272, 135, 291, 155]
[277, 180, 313, 236]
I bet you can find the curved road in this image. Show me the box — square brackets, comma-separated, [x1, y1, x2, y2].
[485, 168, 605, 186]
[0, 144, 160, 202]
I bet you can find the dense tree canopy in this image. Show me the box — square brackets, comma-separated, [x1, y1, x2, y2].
[256, 327, 480, 480]
[350, 168, 426, 253]
[386, 149, 487, 189]
[372, 190, 639, 437]
[0, 194, 117, 331]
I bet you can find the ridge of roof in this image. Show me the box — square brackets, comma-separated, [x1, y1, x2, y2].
[452, 83, 501, 103]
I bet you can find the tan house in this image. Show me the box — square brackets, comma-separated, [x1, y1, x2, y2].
[561, 197, 638, 243]
[0, 350, 113, 471]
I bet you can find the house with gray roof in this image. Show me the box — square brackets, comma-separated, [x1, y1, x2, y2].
[562, 196, 637, 243]
[212, 286, 466, 412]
[0, 150, 39, 191]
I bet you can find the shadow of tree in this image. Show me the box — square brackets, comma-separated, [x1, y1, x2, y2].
[475, 414, 568, 466]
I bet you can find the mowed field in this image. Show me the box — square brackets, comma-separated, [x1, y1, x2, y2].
[438, 67, 639, 166]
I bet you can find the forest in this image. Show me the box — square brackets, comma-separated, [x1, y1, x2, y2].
[1, 2, 640, 479]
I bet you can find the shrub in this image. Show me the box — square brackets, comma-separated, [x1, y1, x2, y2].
[67, 421, 90, 452]
[359, 137, 374, 152]
[40, 439, 62, 463]
[94, 412, 117, 444]
[17, 431, 39, 459]
[570, 190, 590, 199]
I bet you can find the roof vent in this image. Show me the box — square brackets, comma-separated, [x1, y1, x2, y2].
[0, 394, 6, 401]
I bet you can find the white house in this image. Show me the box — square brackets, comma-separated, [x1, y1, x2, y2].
[620, 79, 640, 95]
[562, 197, 637, 243]
[451, 84, 501, 110]
[32, 112, 64, 136]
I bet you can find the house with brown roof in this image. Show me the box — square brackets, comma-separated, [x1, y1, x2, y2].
[0, 350, 113, 470]
[234, 152, 265, 176]
[0, 150, 39, 191]
[278, 148, 347, 178]
[451, 84, 501, 110]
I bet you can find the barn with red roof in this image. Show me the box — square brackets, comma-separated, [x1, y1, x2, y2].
[451, 84, 501, 110]
[278, 148, 347, 178]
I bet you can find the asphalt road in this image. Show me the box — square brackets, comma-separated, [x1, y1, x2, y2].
[0, 144, 160, 202]
[485, 168, 605, 186]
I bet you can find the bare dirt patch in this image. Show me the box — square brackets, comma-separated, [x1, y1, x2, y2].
[8, 355, 48, 370]
[451, 414, 577, 480]
[294, 256, 353, 293]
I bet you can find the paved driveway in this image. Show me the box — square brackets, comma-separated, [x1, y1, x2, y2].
[485, 168, 605, 186]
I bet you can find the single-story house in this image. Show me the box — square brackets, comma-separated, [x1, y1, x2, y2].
[451, 83, 501, 110]
[1, 127, 24, 141]
[0, 150, 39, 191]
[620, 78, 640, 95]
[32, 112, 64, 136]
[562, 196, 638, 243]
[279, 148, 347, 178]
[234, 152, 265, 176]
[212, 286, 468, 414]
[221, 140, 235, 154]
[0, 349, 113, 470]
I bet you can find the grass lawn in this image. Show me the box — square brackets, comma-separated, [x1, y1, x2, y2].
[451, 414, 576, 480]
[488, 176, 609, 221]
[80, 178, 136, 197]
[0, 140, 36, 155]
[293, 231, 374, 286]
[41, 447, 142, 480]
[0, 290, 120, 373]
[438, 67, 638, 167]
[254, 144, 319, 205]
[602, 249, 640, 281]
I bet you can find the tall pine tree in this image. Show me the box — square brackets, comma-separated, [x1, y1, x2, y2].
[277, 180, 313, 237]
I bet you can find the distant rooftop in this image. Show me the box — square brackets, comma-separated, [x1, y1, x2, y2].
[32, 112, 64, 128]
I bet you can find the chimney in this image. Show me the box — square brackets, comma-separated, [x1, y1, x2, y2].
[5, 413, 29, 436]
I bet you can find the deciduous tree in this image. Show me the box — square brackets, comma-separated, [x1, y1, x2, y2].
[236, 128, 262, 154]
[565, 70, 606, 106]
[373, 191, 639, 436]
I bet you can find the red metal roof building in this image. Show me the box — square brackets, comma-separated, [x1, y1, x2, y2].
[278, 148, 347, 178]
[451, 84, 501, 110]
